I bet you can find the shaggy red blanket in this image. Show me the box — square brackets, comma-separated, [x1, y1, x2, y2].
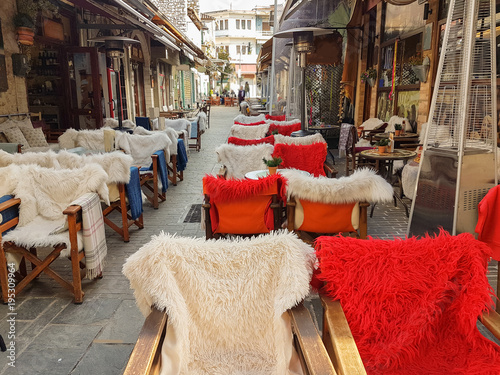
[227, 135, 275, 146]
[273, 142, 326, 177]
[266, 114, 286, 121]
[268, 123, 301, 136]
[315, 232, 500, 375]
[234, 120, 267, 126]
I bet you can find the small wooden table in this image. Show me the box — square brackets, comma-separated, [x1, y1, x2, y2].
[373, 132, 419, 147]
[359, 149, 417, 217]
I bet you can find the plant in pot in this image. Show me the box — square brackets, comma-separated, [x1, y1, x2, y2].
[374, 138, 390, 154]
[360, 67, 377, 87]
[262, 156, 282, 175]
[14, 12, 35, 46]
[394, 123, 403, 136]
[14, 0, 58, 46]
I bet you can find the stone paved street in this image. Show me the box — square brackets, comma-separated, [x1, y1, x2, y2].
[0, 105, 496, 374]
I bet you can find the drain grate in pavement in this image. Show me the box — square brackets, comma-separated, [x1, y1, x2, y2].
[183, 204, 202, 223]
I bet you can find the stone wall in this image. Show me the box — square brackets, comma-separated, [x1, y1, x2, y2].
[0, 0, 29, 115]
[154, 0, 188, 32]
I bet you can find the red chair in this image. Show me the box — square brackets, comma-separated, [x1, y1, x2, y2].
[272, 142, 337, 177]
[227, 135, 275, 146]
[268, 122, 301, 136]
[202, 174, 286, 239]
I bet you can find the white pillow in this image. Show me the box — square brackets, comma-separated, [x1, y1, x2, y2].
[360, 118, 384, 131]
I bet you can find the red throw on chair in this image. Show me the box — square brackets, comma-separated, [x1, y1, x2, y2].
[266, 114, 286, 121]
[268, 122, 301, 136]
[315, 232, 500, 374]
[273, 142, 327, 177]
[227, 135, 275, 146]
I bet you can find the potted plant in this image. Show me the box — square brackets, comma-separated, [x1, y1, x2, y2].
[14, 0, 58, 46]
[262, 156, 282, 175]
[394, 124, 403, 136]
[409, 55, 430, 83]
[375, 138, 390, 154]
[360, 67, 377, 87]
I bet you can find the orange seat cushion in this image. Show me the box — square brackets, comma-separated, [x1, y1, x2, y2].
[296, 200, 357, 233]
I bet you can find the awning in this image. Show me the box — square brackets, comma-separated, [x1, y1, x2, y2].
[257, 38, 273, 73]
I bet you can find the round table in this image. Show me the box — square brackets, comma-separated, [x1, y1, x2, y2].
[373, 132, 419, 147]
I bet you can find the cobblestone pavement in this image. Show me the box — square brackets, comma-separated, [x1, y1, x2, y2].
[0, 106, 496, 374]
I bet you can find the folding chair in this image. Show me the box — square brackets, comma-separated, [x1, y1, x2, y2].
[202, 174, 285, 239]
[123, 231, 334, 375]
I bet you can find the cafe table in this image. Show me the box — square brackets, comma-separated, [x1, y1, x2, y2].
[359, 148, 417, 217]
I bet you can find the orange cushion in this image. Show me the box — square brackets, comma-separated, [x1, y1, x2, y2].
[214, 195, 273, 234]
[297, 200, 357, 233]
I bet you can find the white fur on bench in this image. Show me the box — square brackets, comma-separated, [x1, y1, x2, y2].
[230, 124, 270, 140]
[274, 133, 325, 145]
[216, 143, 273, 179]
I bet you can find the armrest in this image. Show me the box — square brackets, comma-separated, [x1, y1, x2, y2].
[0, 198, 21, 212]
[323, 161, 338, 178]
[289, 303, 336, 375]
[217, 165, 228, 179]
[286, 198, 296, 232]
[320, 294, 366, 375]
[480, 309, 500, 341]
[124, 307, 168, 375]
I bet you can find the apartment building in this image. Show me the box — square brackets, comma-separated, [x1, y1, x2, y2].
[204, 6, 273, 97]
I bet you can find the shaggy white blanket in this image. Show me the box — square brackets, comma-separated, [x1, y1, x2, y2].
[115, 132, 171, 168]
[280, 168, 394, 204]
[230, 124, 270, 140]
[360, 118, 384, 131]
[233, 113, 266, 124]
[58, 129, 105, 151]
[133, 126, 179, 156]
[216, 143, 273, 179]
[0, 164, 109, 226]
[164, 119, 190, 153]
[387, 115, 411, 133]
[122, 231, 314, 375]
[0, 150, 132, 184]
[274, 133, 325, 145]
[265, 119, 301, 126]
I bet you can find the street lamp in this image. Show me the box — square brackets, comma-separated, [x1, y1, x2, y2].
[274, 27, 332, 137]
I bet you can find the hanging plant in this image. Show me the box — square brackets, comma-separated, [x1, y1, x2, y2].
[14, 0, 58, 45]
[360, 67, 377, 87]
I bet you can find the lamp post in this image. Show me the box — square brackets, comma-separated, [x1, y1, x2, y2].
[274, 27, 332, 137]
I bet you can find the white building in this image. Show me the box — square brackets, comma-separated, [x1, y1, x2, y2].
[204, 6, 273, 97]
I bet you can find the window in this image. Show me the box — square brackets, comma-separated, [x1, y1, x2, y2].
[247, 20, 251, 30]
[225, 20, 228, 29]
[242, 45, 247, 55]
[220, 20, 223, 30]
[225, 46, 229, 54]
[242, 19, 246, 29]
[236, 45, 241, 54]
[236, 20, 240, 29]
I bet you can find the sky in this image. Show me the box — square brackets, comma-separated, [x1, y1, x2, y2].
[200, 0, 275, 12]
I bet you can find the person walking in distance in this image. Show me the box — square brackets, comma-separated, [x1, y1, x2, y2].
[238, 86, 245, 104]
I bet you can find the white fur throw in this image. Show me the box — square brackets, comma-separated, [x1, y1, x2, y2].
[164, 118, 191, 134]
[197, 112, 207, 132]
[216, 143, 273, 179]
[233, 113, 266, 123]
[360, 118, 384, 131]
[133, 126, 179, 156]
[115, 132, 171, 168]
[274, 133, 325, 145]
[0, 163, 109, 226]
[103, 118, 119, 128]
[280, 168, 394, 204]
[387, 116, 411, 133]
[230, 124, 270, 140]
[265, 119, 301, 126]
[0, 150, 132, 184]
[122, 231, 314, 375]
[58, 129, 105, 151]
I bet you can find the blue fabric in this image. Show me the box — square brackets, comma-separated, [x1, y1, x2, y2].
[190, 121, 198, 138]
[125, 167, 143, 221]
[177, 139, 188, 172]
[135, 117, 151, 130]
[0, 195, 18, 236]
[139, 150, 168, 194]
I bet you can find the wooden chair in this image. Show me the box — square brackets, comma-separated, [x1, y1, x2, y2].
[316, 233, 500, 375]
[202, 103, 210, 128]
[140, 151, 167, 209]
[123, 231, 335, 375]
[215, 143, 274, 179]
[102, 168, 144, 242]
[345, 126, 374, 176]
[360, 122, 388, 145]
[188, 117, 203, 152]
[202, 174, 285, 239]
[283, 168, 393, 243]
[0, 164, 109, 304]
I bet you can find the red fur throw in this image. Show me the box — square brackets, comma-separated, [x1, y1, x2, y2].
[234, 121, 267, 126]
[315, 232, 500, 375]
[266, 114, 286, 121]
[268, 123, 301, 136]
[203, 174, 286, 203]
[227, 135, 275, 146]
[273, 142, 326, 177]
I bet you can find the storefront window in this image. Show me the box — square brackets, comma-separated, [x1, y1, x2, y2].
[397, 90, 419, 131]
[439, 0, 451, 20]
[383, 2, 426, 41]
[377, 92, 394, 122]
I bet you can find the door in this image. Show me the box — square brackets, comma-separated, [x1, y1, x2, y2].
[64, 47, 103, 129]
